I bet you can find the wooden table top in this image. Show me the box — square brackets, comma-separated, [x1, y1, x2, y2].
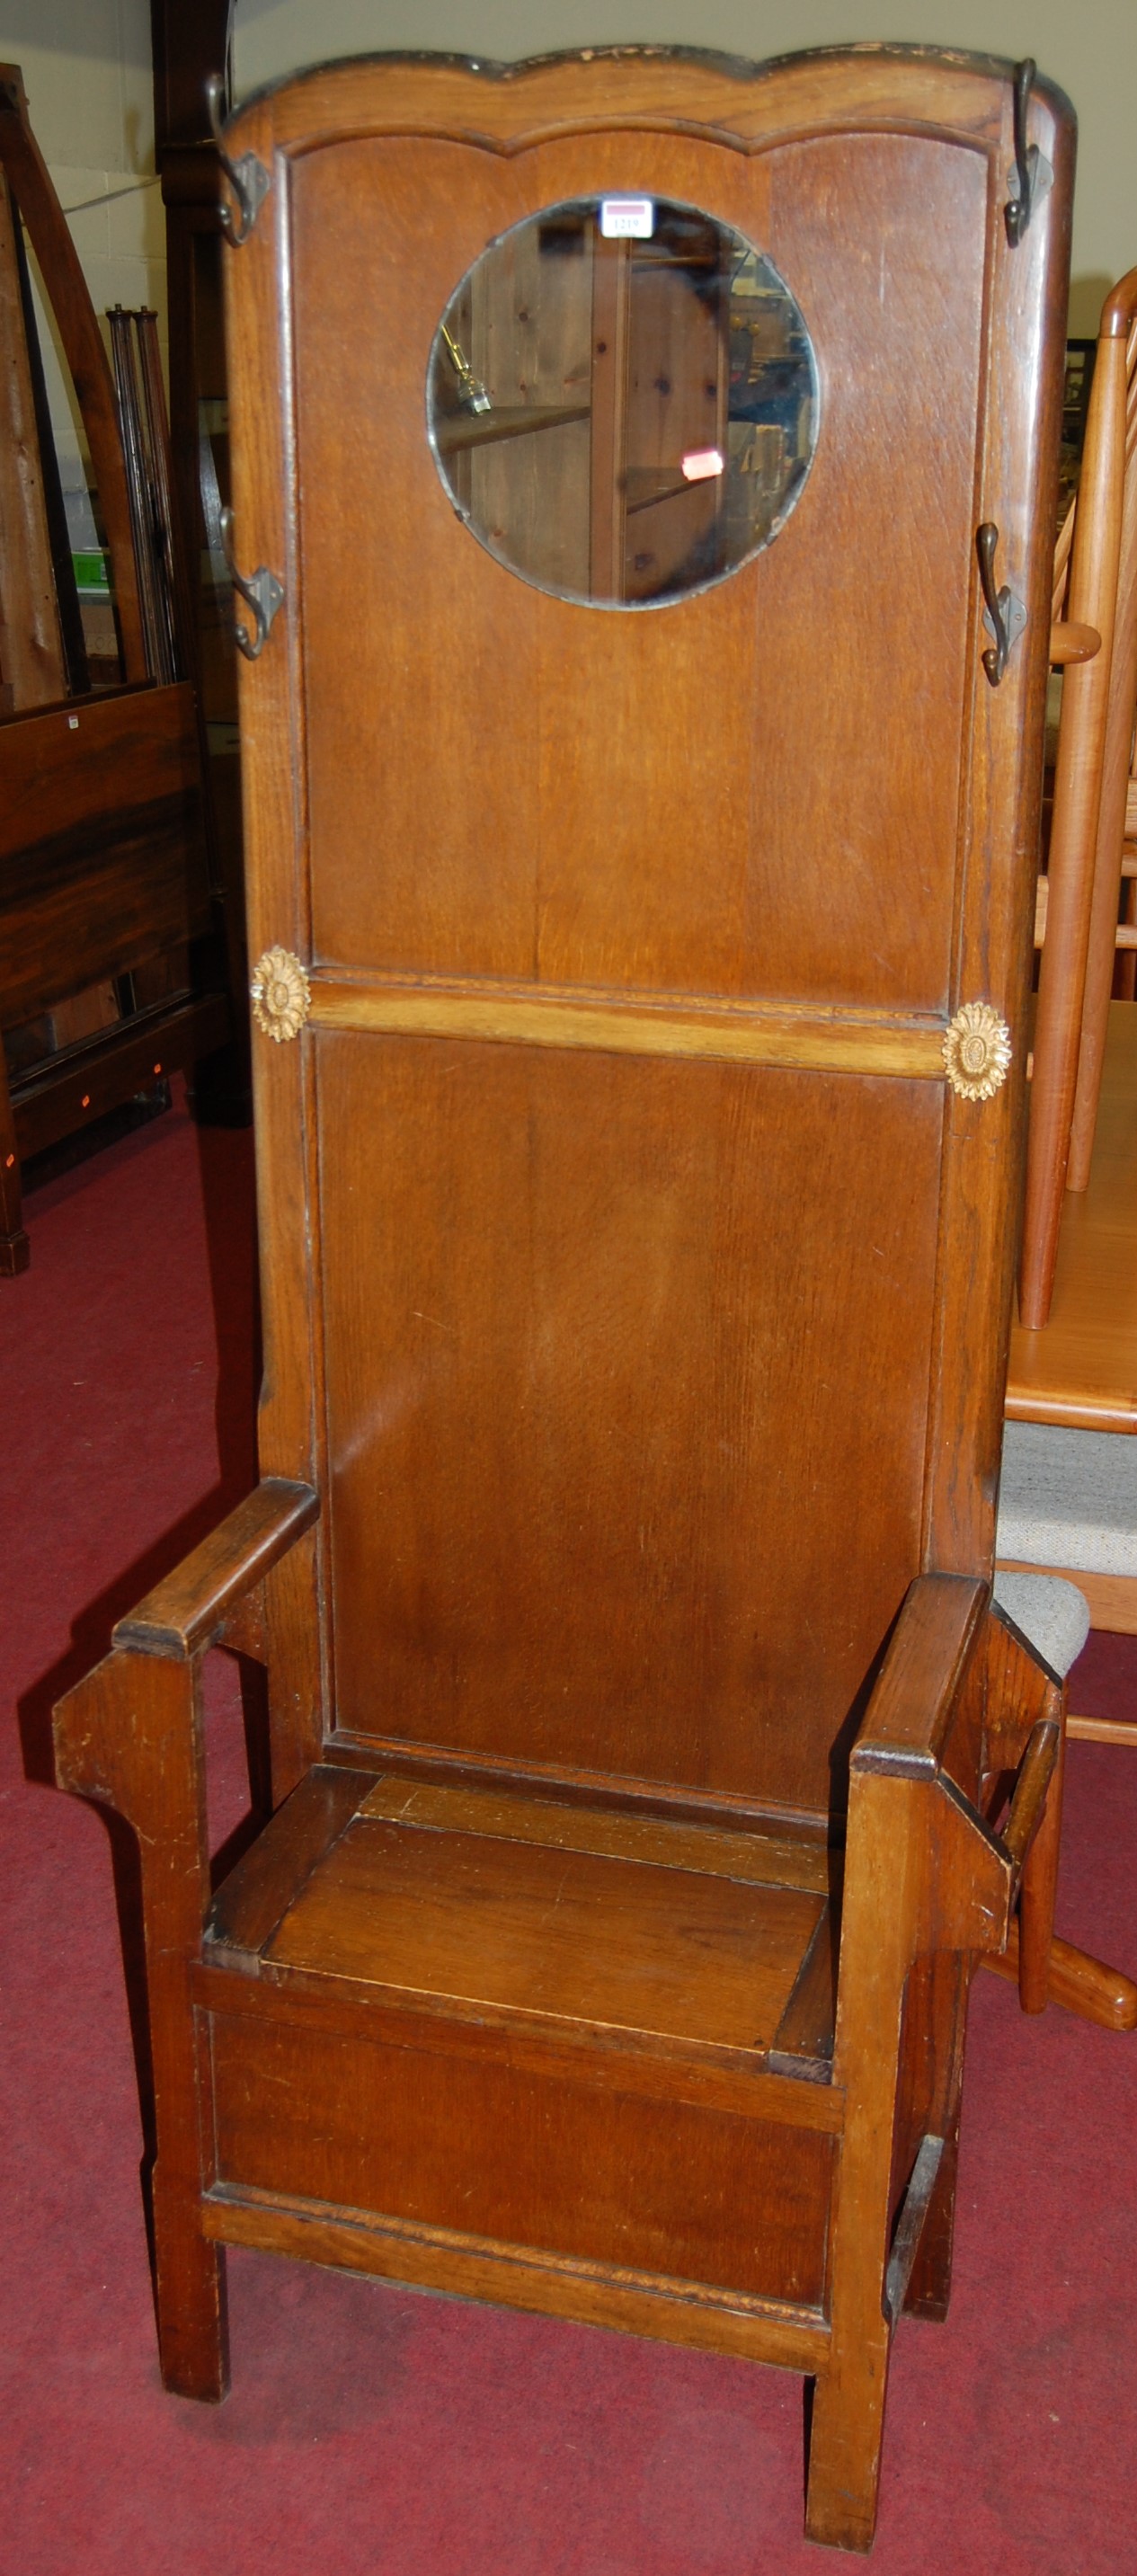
[1007, 1000, 1137, 1434]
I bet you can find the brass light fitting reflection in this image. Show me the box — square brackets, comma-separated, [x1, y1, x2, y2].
[440, 325, 491, 413]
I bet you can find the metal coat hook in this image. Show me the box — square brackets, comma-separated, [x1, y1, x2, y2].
[976, 523, 1026, 688]
[206, 73, 271, 246]
[221, 509, 284, 660]
[1004, 59, 1053, 247]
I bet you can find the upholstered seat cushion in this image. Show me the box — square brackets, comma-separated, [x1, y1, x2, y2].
[997, 1421, 1137, 1577]
[990, 1570, 1090, 1680]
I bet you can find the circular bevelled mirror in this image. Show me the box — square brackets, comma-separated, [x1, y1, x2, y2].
[427, 195, 819, 608]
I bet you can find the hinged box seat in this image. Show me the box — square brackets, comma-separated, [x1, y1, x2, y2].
[199, 1768, 842, 2321]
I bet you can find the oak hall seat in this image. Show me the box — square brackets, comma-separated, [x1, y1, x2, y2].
[55, 48, 1077, 2554]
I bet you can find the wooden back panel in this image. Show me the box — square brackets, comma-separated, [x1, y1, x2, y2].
[224, 50, 1072, 1821]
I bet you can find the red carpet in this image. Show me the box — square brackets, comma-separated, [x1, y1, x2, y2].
[3, 1089, 1136, 2575]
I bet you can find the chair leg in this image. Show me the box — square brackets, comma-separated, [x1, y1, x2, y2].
[134, 1710, 230, 2397]
[805, 2048, 902, 2550]
[151, 2152, 229, 2401]
[147, 1930, 228, 2401]
[980, 1678, 1137, 2029]
[805, 2327, 891, 2554]
[982, 1923, 1137, 2030]
[805, 1766, 938, 2550]
[807, 2104, 961, 2545]
[53, 1648, 229, 2399]
[808, 1968, 968, 2544]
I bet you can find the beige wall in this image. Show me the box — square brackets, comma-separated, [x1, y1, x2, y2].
[0, 0, 166, 529]
[233, 0, 1137, 332]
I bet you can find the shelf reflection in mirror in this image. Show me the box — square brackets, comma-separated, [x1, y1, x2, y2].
[427, 195, 819, 608]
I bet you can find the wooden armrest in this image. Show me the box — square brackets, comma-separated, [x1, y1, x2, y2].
[851, 1579, 1061, 1901]
[841, 1574, 1026, 1972]
[113, 1479, 318, 1660]
[852, 1574, 986, 1781]
[54, 1479, 318, 1836]
[837, 1585, 1009, 2124]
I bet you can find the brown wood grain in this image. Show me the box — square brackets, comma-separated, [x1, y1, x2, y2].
[192, 1955, 846, 2129]
[1066, 1708, 1137, 1742]
[889, 1954, 970, 2325]
[808, 1572, 1038, 2538]
[309, 973, 947, 1076]
[1020, 271, 1137, 1323]
[265, 1812, 823, 2050]
[11, 991, 227, 1161]
[201, 2181, 831, 2371]
[1048, 620, 1100, 664]
[209, 2005, 834, 2305]
[768, 1903, 838, 2082]
[0, 1047, 29, 1272]
[850, 1576, 987, 1779]
[0, 684, 196, 854]
[0, 65, 146, 680]
[54, 47, 1078, 2555]
[114, 1478, 318, 1658]
[1068, 293, 1137, 1184]
[1016, 1706, 1064, 2010]
[357, 1772, 831, 1892]
[52, 1648, 228, 2399]
[1006, 1002, 1137, 1433]
[981, 1923, 1137, 2030]
[0, 168, 66, 707]
[0, 685, 212, 1022]
[290, 127, 984, 1017]
[207, 1763, 372, 1958]
[317, 1035, 942, 1814]
[588, 228, 629, 597]
[920, 78, 1073, 1577]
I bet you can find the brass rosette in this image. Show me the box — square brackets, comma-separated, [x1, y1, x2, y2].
[942, 1000, 1012, 1101]
[250, 946, 311, 1044]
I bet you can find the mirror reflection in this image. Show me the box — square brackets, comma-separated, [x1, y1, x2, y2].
[428, 196, 819, 608]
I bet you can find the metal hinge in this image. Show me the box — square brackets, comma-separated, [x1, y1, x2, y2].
[206, 73, 271, 246]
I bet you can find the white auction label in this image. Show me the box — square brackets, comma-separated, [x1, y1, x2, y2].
[599, 196, 654, 239]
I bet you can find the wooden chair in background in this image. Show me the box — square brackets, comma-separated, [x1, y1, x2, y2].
[1020, 270, 1137, 1328]
[999, 276, 1137, 1745]
[52, 44, 1120, 2554]
[1120, 698, 1137, 996]
[1064, 335, 1137, 1161]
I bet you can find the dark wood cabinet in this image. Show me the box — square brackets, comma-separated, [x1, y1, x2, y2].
[0, 58, 244, 1271]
